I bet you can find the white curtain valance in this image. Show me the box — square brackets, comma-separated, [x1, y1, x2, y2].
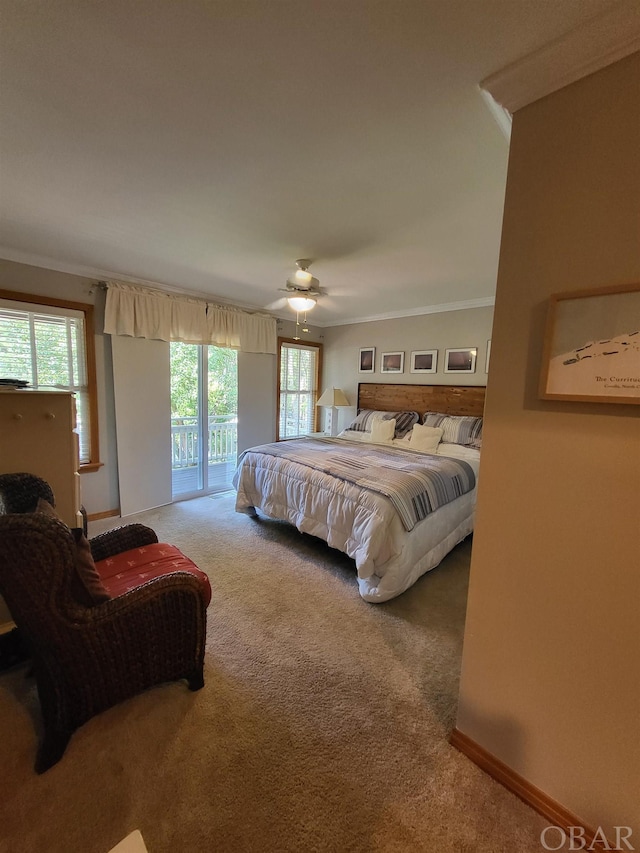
[206, 302, 278, 354]
[103, 281, 277, 354]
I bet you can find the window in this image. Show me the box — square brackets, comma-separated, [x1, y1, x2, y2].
[0, 289, 100, 470]
[277, 338, 322, 440]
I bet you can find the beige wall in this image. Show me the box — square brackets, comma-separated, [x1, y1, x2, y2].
[456, 52, 640, 835]
[322, 307, 494, 432]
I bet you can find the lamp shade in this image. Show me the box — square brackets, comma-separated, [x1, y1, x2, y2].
[316, 387, 350, 407]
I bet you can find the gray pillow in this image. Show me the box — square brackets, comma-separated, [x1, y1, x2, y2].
[347, 409, 419, 439]
[421, 412, 483, 448]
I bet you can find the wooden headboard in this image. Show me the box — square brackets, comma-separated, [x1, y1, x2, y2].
[357, 383, 485, 417]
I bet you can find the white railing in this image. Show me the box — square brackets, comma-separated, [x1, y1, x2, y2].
[171, 415, 237, 469]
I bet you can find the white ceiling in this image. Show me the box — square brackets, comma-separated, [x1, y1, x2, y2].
[0, 0, 626, 325]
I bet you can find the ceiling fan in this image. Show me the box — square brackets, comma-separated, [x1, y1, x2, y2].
[278, 259, 324, 311]
[262, 259, 328, 340]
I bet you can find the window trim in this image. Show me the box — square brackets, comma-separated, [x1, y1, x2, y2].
[276, 337, 323, 441]
[0, 288, 102, 472]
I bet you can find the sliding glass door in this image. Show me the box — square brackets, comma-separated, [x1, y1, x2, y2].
[170, 343, 238, 499]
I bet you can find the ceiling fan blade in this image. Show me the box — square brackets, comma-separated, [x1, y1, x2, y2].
[265, 296, 288, 310]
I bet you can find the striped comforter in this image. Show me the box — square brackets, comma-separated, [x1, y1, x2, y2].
[234, 437, 475, 532]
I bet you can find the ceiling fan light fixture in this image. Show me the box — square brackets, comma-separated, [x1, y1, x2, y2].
[294, 259, 313, 284]
[287, 295, 317, 312]
[295, 268, 313, 284]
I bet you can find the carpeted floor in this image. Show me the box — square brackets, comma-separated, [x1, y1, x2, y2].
[0, 492, 553, 853]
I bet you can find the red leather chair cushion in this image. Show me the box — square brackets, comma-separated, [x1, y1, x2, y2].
[95, 543, 212, 606]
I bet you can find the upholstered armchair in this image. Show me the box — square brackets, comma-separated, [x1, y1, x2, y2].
[0, 473, 210, 772]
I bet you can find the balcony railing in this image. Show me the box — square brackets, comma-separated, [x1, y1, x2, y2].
[171, 415, 237, 470]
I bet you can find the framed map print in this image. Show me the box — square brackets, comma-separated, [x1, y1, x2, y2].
[539, 283, 640, 404]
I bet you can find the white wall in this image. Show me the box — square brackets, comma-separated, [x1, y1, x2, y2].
[111, 336, 172, 515]
[237, 350, 277, 452]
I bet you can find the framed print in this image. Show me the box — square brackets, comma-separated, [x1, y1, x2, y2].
[359, 347, 375, 373]
[445, 347, 477, 374]
[539, 282, 640, 404]
[380, 351, 404, 373]
[485, 340, 492, 373]
[410, 350, 437, 374]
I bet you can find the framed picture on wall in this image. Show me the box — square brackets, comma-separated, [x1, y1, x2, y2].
[444, 347, 477, 374]
[380, 351, 404, 373]
[410, 350, 437, 374]
[538, 282, 640, 404]
[358, 347, 375, 373]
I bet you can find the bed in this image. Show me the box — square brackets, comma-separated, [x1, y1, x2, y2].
[233, 383, 485, 602]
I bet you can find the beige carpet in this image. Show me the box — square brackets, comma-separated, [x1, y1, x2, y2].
[0, 493, 552, 853]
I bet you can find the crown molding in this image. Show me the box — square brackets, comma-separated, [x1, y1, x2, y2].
[481, 0, 640, 114]
[478, 88, 512, 141]
[0, 246, 121, 285]
[0, 247, 495, 328]
[0, 247, 267, 313]
[324, 296, 495, 327]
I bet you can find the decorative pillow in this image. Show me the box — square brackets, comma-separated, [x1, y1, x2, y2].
[70, 528, 111, 606]
[392, 411, 420, 439]
[409, 424, 443, 453]
[346, 410, 395, 433]
[421, 412, 483, 448]
[370, 418, 396, 444]
[36, 498, 110, 606]
[36, 496, 64, 522]
[346, 409, 419, 439]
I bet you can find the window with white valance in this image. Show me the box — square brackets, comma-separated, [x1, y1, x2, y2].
[103, 281, 277, 355]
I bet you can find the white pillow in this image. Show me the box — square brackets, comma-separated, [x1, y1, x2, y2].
[409, 424, 443, 453]
[370, 417, 396, 444]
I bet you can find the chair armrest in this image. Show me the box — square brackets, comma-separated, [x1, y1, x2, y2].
[68, 573, 207, 689]
[89, 524, 159, 562]
[89, 572, 206, 626]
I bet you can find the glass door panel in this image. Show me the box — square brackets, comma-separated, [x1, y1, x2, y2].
[171, 343, 238, 499]
[205, 345, 238, 493]
[171, 342, 202, 497]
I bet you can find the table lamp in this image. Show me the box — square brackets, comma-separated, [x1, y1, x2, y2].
[316, 387, 350, 436]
